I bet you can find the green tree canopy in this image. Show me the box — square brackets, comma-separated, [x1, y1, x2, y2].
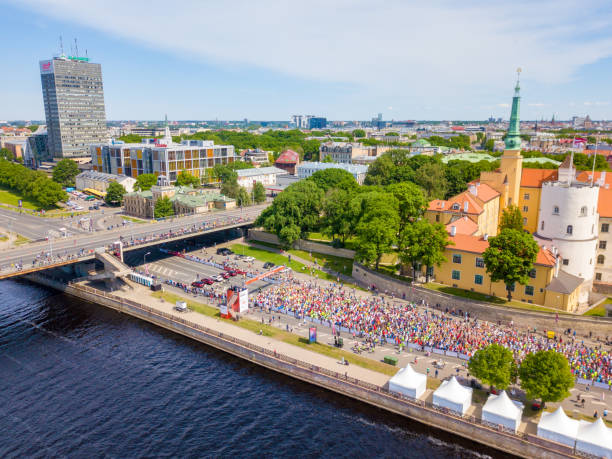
[321, 188, 360, 244]
[399, 220, 450, 281]
[468, 344, 518, 390]
[500, 204, 524, 232]
[213, 164, 238, 183]
[0, 148, 13, 161]
[308, 168, 358, 192]
[104, 181, 126, 206]
[27, 125, 39, 132]
[52, 159, 80, 187]
[175, 170, 200, 187]
[236, 186, 250, 206]
[386, 182, 427, 228]
[483, 229, 539, 300]
[0, 159, 67, 208]
[134, 173, 158, 191]
[352, 129, 366, 138]
[154, 196, 174, 218]
[255, 180, 324, 248]
[354, 191, 399, 269]
[251, 181, 266, 204]
[117, 134, 143, 143]
[518, 350, 574, 406]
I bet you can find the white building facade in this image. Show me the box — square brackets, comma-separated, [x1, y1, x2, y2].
[236, 167, 286, 190]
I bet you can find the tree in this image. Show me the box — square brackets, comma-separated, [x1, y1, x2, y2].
[27, 125, 39, 132]
[52, 159, 80, 187]
[134, 173, 158, 191]
[251, 181, 266, 204]
[321, 155, 334, 163]
[154, 196, 174, 218]
[213, 164, 238, 183]
[104, 181, 126, 206]
[309, 168, 357, 192]
[175, 170, 200, 187]
[399, 220, 450, 281]
[354, 192, 399, 269]
[255, 180, 324, 248]
[518, 350, 574, 407]
[386, 182, 427, 228]
[321, 188, 360, 244]
[236, 186, 250, 206]
[117, 134, 142, 143]
[228, 160, 254, 171]
[500, 205, 524, 232]
[352, 129, 366, 138]
[482, 229, 539, 300]
[414, 162, 448, 199]
[0, 148, 13, 161]
[468, 344, 517, 390]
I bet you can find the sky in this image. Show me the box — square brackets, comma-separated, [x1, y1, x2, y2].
[2, 0, 612, 121]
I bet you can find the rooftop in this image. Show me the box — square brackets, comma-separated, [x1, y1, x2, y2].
[520, 169, 558, 188]
[545, 270, 584, 294]
[297, 161, 369, 174]
[275, 149, 300, 164]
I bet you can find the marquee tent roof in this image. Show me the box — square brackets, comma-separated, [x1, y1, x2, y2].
[388, 365, 427, 399]
[537, 407, 578, 447]
[482, 391, 523, 432]
[433, 376, 472, 415]
[576, 418, 612, 458]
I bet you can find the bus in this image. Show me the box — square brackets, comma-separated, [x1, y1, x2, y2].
[82, 188, 106, 199]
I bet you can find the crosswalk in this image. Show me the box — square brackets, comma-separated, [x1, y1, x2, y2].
[146, 263, 188, 279]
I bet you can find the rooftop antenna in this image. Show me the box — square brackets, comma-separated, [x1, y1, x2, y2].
[59, 35, 64, 55]
[85, 49, 88, 59]
[74, 38, 79, 58]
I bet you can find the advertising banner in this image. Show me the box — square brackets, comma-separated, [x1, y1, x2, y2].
[238, 289, 248, 313]
[309, 327, 317, 343]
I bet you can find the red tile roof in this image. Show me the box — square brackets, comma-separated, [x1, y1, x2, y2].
[447, 233, 556, 267]
[520, 169, 558, 187]
[467, 181, 500, 202]
[446, 217, 478, 236]
[597, 187, 612, 218]
[275, 149, 300, 164]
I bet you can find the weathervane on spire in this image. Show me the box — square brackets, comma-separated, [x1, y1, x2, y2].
[515, 67, 522, 92]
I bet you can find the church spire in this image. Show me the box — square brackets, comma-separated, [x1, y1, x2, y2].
[504, 68, 522, 150]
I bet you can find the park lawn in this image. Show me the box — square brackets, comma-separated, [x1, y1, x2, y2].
[0, 187, 43, 210]
[231, 243, 363, 290]
[150, 290, 396, 376]
[14, 234, 30, 245]
[583, 298, 611, 317]
[122, 216, 147, 224]
[422, 282, 570, 314]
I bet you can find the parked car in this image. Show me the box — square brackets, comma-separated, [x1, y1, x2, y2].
[227, 270, 238, 277]
[191, 281, 204, 288]
[212, 275, 223, 282]
[233, 268, 247, 275]
[263, 262, 275, 269]
[201, 278, 214, 285]
[243, 256, 255, 262]
[216, 248, 233, 256]
[221, 272, 231, 279]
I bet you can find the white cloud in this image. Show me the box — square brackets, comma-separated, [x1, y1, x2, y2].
[12, 0, 612, 117]
[497, 103, 510, 108]
[584, 101, 609, 106]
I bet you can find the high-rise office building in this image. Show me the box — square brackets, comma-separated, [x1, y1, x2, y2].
[40, 55, 108, 158]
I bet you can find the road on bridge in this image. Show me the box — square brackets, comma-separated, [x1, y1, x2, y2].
[0, 204, 268, 272]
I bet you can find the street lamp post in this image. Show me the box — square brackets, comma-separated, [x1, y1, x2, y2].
[143, 251, 151, 266]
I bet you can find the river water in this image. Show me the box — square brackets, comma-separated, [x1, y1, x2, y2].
[0, 280, 498, 458]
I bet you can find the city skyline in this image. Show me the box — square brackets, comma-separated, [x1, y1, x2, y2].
[2, 0, 612, 121]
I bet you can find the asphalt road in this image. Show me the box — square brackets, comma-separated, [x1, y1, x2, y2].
[0, 204, 268, 270]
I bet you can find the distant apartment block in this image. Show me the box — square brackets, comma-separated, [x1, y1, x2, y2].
[91, 130, 236, 184]
[40, 55, 108, 158]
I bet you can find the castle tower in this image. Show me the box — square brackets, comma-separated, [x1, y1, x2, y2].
[499, 70, 523, 208]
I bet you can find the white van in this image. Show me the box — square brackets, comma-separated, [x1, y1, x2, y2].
[175, 301, 188, 312]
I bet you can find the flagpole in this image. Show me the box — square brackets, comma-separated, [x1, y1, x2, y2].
[591, 138, 598, 186]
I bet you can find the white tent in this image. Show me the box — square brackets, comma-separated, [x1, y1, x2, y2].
[481, 390, 523, 433]
[388, 365, 427, 399]
[576, 418, 612, 459]
[537, 407, 579, 447]
[432, 376, 473, 415]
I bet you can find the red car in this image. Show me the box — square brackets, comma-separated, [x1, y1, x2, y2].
[191, 281, 204, 288]
[227, 270, 238, 277]
[201, 278, 214, 285]
[233, 268, 247, 275]
[221, 272, 231, 279]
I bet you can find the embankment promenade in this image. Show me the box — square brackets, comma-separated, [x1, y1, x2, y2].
[26, 273, 580, 459]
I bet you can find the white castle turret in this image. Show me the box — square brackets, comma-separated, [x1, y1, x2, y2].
[535, 158, 599, 304]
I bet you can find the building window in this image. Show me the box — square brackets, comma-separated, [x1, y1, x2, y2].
[523, 206, 528, 212]
[452, 254, 462, 264]
[553, 206, 559, 215]
[528, 269, 536, 279]
[451, 203, 460, 210]
[596, 273, 602, 281]
[474, 274, 483, 285]
[475, 257, 484, 268]
[600, 240, 607, 250]
[598, 255, 605, 265]
[435, 214, 440, 222]
[523, 217, 527, 226]
[602, 223, 610, 233]
[563, 259, 569, 265]
[452, 270, 461, 280]
[566, 225, 573, 235]
[580, 206, 588, 216]
[541, 221, 545, 231]
[525, 285, 534, 296]
[524, 193, 530, 200]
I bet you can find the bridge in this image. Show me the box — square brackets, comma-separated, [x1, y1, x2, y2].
[0, 204, 267, 280]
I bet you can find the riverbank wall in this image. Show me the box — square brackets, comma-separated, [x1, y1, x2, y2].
[353, 263, 612, 336]
[25, 273, 577, 459]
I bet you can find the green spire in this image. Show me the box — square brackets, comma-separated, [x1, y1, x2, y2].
[505, 68, 522, 150]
